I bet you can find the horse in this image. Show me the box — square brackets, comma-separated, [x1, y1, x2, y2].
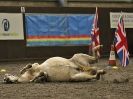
[3, 45, 105, 83]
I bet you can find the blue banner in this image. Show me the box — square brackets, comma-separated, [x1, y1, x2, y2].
[25, 14, 94, 46]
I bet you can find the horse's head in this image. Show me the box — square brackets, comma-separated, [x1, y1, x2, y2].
[3, 63, 41, 83]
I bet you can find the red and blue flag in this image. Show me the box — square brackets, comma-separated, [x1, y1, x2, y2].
[114, 14, 129, 67]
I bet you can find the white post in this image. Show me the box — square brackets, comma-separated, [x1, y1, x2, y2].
[21, 7, 25, 13]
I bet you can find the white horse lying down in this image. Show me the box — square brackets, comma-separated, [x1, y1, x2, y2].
[4, 45, 105, 83]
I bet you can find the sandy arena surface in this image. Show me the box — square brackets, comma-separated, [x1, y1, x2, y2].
[0, 58, 133, 99]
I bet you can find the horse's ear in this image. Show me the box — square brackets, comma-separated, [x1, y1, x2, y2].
[20, 63, 32, 74]
[26, 63, 32, 68]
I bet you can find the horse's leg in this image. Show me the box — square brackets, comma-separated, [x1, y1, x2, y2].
[70, 72, 100, 81]
[92, 45, 103, 59]
[30, 72, 48, 83]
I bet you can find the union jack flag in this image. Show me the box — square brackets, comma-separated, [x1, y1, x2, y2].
[114, 14, 129, 67]
[90, 7, 101, 57]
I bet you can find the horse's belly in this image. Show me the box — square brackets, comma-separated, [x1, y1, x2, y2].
[45, 66, 78, 81]
[39, 57, 79, 81]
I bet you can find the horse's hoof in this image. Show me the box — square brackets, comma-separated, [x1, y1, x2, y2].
[101, 70, 106, 75]
[98, 70, 106, 75]
[96, 73, 100, 80]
